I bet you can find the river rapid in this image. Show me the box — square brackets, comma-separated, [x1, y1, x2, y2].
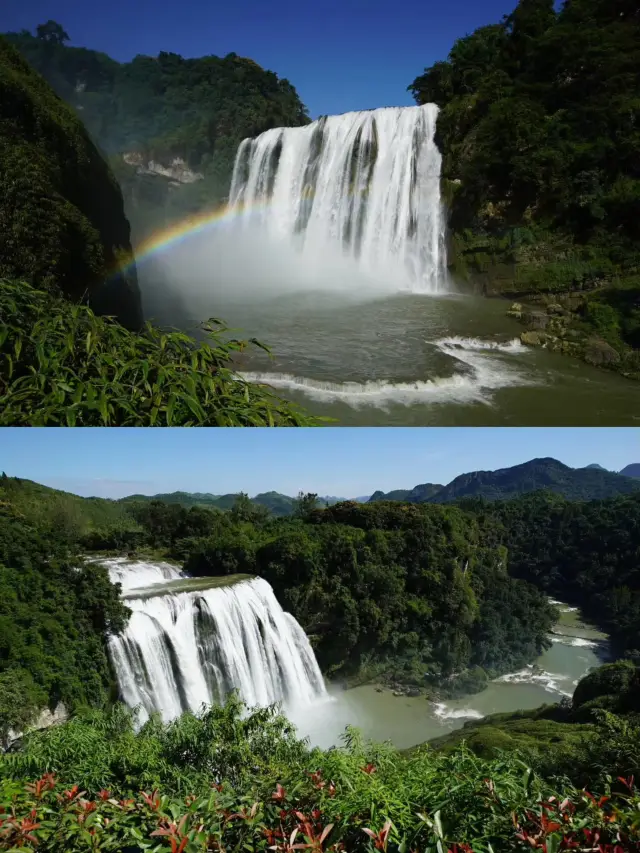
[290, 601, 610, 750]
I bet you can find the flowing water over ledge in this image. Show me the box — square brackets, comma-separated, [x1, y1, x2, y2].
[103, 560, 610, 750]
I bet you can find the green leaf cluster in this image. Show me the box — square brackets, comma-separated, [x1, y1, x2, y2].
[0, 280, 314, 426]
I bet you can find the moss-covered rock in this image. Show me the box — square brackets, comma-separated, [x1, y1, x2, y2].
[0, 37, 141, 329]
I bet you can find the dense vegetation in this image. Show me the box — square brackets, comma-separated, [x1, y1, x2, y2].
[0, 280, 314, 426]
[369, 457, 640, 505]
[474, 490, 640, 660]
[1, 689, 640, 853]
[2, 475, 640, 850]
[4, 22, 310, 241]
[410, 0, 640, 375]
[0, 484, 129, 741]
[0, 36, 141, 329]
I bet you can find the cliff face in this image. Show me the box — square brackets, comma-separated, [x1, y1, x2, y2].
[0, 37, 142, 329]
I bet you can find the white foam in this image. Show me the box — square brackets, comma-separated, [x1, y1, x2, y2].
[497, 666, 573, 698]
[549, 635, 598, 648]
[433, 702, 484, 721]
[548, 598, 578, 613]
[241, 336, 533, 409]
[436, 336, 528, 355]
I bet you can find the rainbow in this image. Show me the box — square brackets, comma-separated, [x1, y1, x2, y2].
[117, 200, 269, 275]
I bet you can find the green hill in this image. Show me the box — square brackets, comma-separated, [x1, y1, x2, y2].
[4, 23, 310, 241]
[0, 36, 141, 329]
[120, 490, 298, 516]
[0, 474, 140, 539]
[369, 457, 640, 504]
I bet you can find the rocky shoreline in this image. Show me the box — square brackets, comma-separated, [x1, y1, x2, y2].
[506, 298, 639, 380]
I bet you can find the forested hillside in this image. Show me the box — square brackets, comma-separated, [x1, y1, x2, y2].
[2, 475, 640, 852]
[4, 22, 310, 240]
[477, 490, 640, 658]
[370, 457, 640, 504]
[0, 37, 141, 328]
[410, 0, 640, 375]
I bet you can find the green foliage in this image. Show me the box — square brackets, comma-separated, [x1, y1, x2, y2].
[0, 280, 315, 426]
[0, 36, 141, 328]
[0, 670, 47, 743]
[409, 0, 640, 353]
[473, 491, 640, 658]
[5, 25, 310, 241]
[2, 699, 640, 853]
[0, 504, 129, 718]
[183, 500, 554, 681]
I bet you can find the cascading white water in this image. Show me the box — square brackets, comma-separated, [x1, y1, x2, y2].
[229, 104, 447, 292]
[106, 561, 327, 723]
[105, 557, 183, 592]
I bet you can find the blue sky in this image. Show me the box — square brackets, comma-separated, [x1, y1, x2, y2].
[1, 429, 637, 499]
[3, 0, 517, 117]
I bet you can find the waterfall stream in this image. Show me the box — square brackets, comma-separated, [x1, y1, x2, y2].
[229, 104, 446, 292]
[106, 560, 327, 723]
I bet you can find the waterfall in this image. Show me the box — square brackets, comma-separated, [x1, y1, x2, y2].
[106, 561, 327, 723]
[229, 104, 446, 292]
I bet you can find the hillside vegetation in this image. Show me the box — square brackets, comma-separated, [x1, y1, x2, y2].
[0, 36, 141, 329]
[410, 0, 640, 376]
[1, 475, 640, 851]
[5, 22, 310, 240]
[1, 690, 640, 853]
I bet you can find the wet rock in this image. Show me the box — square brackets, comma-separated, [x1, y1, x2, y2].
[523, 311, 549, 330]
[584, 338, 621, 366]
[506, 302, 523, 319]
[521, 331, 544, 346]
[406, 687, 421, 697]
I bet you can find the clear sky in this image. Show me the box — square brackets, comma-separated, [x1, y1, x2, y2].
[2, 0, 517, 117]
[1, 428, 637, 500]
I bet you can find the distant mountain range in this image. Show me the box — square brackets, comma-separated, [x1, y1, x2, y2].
[620, 464, 640, 479]
[368, 458, 640, 505]
[120, 458, 640, 515]
[120, 491, 347, 516]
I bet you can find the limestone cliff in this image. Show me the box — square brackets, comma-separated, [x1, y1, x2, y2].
[0, 37, 142, 329]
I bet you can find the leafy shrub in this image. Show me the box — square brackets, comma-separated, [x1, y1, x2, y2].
[1, 700, 640, 853]
[0, 280, 314, 426]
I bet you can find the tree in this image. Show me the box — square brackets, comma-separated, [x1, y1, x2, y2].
[230, 493, 269, 525]
[35, 21, 69, 45]
[293, 492, 319, 520]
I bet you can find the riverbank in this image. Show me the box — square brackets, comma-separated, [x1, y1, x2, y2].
[504, 294, 640, 381]
[306, 601, 611, 751]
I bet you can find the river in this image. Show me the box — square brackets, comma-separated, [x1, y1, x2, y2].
[289, 600, 610, 749]
[142, 271, 639, 426]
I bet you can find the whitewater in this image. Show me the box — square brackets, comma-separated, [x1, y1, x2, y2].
[106, 561, 327, 724]
[230, 105, 446, 293]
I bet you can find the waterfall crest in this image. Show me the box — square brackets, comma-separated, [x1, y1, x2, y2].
[230, 104, 446, 292]
[106, 561, 327, 723]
